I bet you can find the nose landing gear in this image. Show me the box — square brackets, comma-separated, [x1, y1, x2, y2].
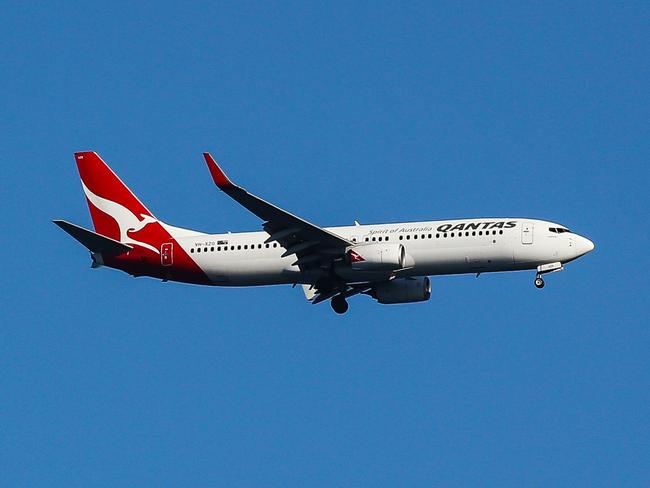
[331, 295, 349, 314]
[533, 261, 563, 289]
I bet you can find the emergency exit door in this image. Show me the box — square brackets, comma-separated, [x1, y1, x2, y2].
[161, 242, 173, 266]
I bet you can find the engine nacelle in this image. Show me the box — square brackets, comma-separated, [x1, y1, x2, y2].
[373, 277, 431, 304]
[347, 243, 405, 271]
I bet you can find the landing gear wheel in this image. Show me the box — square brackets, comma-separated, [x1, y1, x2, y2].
[534, 276, 545, 289]
[331, 295, 349, 314]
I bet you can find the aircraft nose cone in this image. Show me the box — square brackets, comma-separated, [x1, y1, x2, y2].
[575, 236, 595, 257]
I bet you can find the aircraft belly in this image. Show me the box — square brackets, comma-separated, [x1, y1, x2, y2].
[204, 257, 300, 286]
[411, 243, 516, 275]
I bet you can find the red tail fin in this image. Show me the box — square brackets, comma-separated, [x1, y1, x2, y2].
[74, 152, 162, 254]
[70, 151, 211, 284]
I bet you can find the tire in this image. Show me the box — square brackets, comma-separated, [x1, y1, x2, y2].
[331, 296, 349, 314]
[534, 277, 545, 289]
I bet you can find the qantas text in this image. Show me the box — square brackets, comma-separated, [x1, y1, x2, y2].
[367, 221, 517, 235]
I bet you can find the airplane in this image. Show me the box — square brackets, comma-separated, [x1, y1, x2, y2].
[54, 151, 595, 314]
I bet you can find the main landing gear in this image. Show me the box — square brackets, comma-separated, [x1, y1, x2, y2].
[534, 276, 545, 289]
[331, 295, 349, 314]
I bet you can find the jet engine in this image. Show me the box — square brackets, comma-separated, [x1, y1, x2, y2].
[372, 277, 431, 304]
[346, 243, 405, 271]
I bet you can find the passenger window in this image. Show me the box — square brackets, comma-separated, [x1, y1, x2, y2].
[265, 243, 269, 248]
[421, 234, 425, 239]
[399, 235, 403, 240]
[258, 244, 262, 249]
[372, 237, 376, 241]
[365, 237, 369, 242]
[197, 248, 201, 253]
[406, 235, 410, 240]
[436, 233, 440, 238]
[273, 243, 278, 248]
[479, 231, 483, 236]
[444, 233, 448, 238]
[386, 236, 389, 241]
[472, 231, 476, 236]
[211, 247, 214, 252]
[499, 230, 503, 235]
[465, 232, 469, 236]
[414, 235, 418, 239]
[190, 248, 194, 253]
[217, 246, 221, 251]
[451, 233, 454, 237]
[237, 245, 241, 250]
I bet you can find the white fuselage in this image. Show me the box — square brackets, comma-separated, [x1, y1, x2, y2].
[177, 218, 594, 286]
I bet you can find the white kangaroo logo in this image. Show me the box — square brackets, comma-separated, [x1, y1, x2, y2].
[81, 181, 160, 254]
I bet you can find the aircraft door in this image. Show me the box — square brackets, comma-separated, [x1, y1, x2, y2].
[161, 242, 173, 266]
[521, 222, 534, 245]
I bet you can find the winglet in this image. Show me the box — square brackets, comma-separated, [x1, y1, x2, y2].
[203, 152, 234, 189]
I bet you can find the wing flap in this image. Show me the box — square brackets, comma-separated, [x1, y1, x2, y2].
[301, 284, 318, 302]
[310, 282, 374, 305]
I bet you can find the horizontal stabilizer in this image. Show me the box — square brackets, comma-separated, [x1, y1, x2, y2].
[53, 220, 133, 255]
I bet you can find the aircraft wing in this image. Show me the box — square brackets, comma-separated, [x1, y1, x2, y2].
[203, 153, 352, 268]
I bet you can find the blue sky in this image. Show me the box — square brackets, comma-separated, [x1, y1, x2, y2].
[2, 2, 649, 486]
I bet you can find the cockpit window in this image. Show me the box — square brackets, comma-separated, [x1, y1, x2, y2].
[550, 227, 572, 234]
